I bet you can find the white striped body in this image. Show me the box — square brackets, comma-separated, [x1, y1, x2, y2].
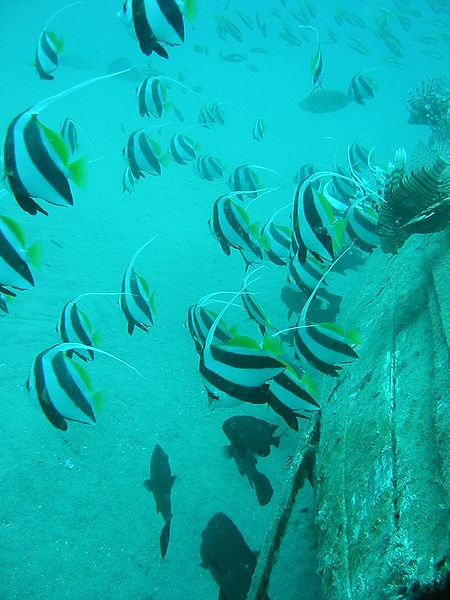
[35, 30, 61, 80]
[58, 299, 95, 361]
[137, 77, 165, 118]
[28, 346, 97, 430]
[120, 266, 155, 335]
[346, 203, 380, 252]
[294, 319, 359, 376]
[169, 132, 197, 165]
[268, 369, 319, 417]
[252, 118, 265, 141]
[200, 337, 285, 408]
[125, 130, 162, 178]
[2, 111, 74, 215]
[60, 118, 78, 156]
[194, 155, 224, 181]
[210, 195, 262, 264]
[292, 179, 337, 262]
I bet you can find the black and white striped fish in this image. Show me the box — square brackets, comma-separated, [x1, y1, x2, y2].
[124, 130, 165, 178]
[34, 3, 82, 79]
[119, 0, 196, 58]
[185, 301, 234, 354]
[347, 72, 377, 105]
[267, 368, 319, 424]
[209, 195, 263, 265]
[194, 155, 224, 181]
[292, 174, 345, 263]
[57, 295, 100, 362]
[60, 117, 78, 156]
[293, 249, 360, 376]
[346, 202, 380, 253]
[0, 215, 41, 292]
[200, 332, 286, 409]
[120, 237, 156, 335]
[169, 132, 197, 164]
[260, 217, 292, 265]
[35, 30, 64, 80]
[2, 111, 87, 216]
[252, 118, 266, 141]
[198, 102, 225, 128]
[137, 76, 167, 118]
[228, 165, 259, 201]
[27, 342, 142, 430]
[241, 286, 275, 335]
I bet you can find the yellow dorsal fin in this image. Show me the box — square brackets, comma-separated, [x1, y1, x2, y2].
[0, 215, 26, 247]
[27, 241, 43, 268]
[68, 156, 88, 188]
[71, 360, 92, 392]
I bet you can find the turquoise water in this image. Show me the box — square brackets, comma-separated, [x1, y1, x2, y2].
[0, 1, 449, 598]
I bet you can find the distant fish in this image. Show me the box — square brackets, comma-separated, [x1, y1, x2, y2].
[124, 130, 165, 178]
[200, 513, 269, 600]
[0, 215, 41, 293]
[137, 76, 167, 118]
[252, 117, 266, 141]
[35, 30, 64, 80]
[119, 0, 196, 58]
[228, 164, 260, 200]
[120, 237, 156, 335]
[57, 295, 100, 362]
[225, 444, 273, 505]
[347, 72, 377, 105]
[143, 444, 176, 559]
[60, 117, 79, 156]
[222, 415, 281, 457]
[194, 154, 224, 181]
[169, 131, 198, 165]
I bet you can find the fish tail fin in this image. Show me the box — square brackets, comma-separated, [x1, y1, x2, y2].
[160, 519, 171, 558]
[68, 156, 88, 188]
[184, 0, 197, 23]
[27, 241, 44, 269]
[253, 471, 273, 506]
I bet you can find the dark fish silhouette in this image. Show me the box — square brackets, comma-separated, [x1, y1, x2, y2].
[225, 444, 273, 506]
[200, 512, 270, 600]
[222, 416, 281, 457]
[144, 444, 176, 558]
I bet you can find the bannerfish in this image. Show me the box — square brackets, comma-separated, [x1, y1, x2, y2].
[119, 0, 196, 58]
[144, 444, 176, 558]
[122, 166, 136, 194]
[194, 154, 224, 181]
[222, 415, 281, 457]
[200, 512, 270, 600]
[2, 112, 87, 216]
[60, 117, 79, 156]
[169, 131, 198, 164]
[124, 130, 165, 179]
[137, 76, 167, 118]
[225, 444, 273, 506]
[0, 215, 41, 293]
[294, 248, 360, 376]
[252, 117, 266, 141]
[57, 295, 99, 362]
[120, 237, 156, 335]
[27, 343, 142, 430]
